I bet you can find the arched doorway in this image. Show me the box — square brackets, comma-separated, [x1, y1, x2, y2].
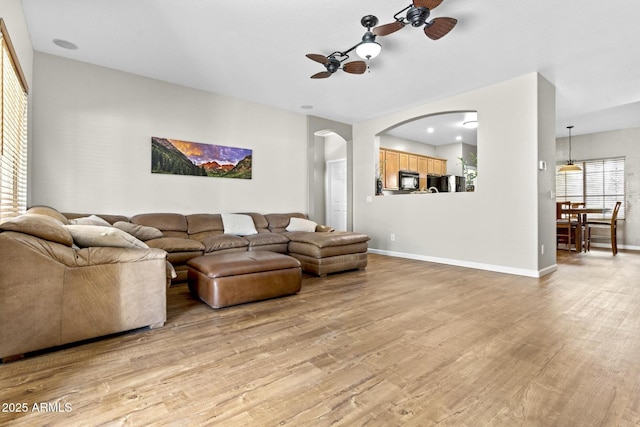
[307, 116, 353, 230]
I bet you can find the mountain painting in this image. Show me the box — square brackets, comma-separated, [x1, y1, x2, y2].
[151, 137, 252, 179]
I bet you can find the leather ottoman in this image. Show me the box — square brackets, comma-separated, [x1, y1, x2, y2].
[286, 231, 370, 276]
[187, 251, 302, 309]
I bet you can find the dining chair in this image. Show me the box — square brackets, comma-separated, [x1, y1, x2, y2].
[570, 202, 587, 250]
[556, 201, 577, 251]
[586, 201, 622, 255]
[569, 202, 585, 221]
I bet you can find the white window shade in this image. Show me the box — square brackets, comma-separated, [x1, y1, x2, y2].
[0, 20, 29, 221]
[556, 157, 625, 220]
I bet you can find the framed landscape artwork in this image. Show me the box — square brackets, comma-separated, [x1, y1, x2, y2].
[151, 137, 252, 179]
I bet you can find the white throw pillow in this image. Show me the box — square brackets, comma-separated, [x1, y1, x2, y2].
[65, 224, 149, 249]
[69, 215, 112, 227]
[285, 217, 317, 232]
[221, 213, 258, 236]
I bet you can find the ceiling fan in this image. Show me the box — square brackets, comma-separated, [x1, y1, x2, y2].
[373, 0, 457, 40]
[306, 15, 380, 79]
[305, 53, 367, 79]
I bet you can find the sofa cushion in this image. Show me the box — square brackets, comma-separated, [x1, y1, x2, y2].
[0, 214, 74, 247]
[286, 217, 318, 232]
[194, 233, 249, 253]
[186, 214, 223, 236]
[145, 236, 205, 252]
[238, 213, 269, 232]
[114, 221, 164, 241]
[265, 213, 307, 233]
[286, 231, 371, 248]
[131, 213, 188, 238]
[221, 213, 257, 236]
[244, 232, 289, 247]
[66, 225, 149, 249]
[26, 205, 70, 225]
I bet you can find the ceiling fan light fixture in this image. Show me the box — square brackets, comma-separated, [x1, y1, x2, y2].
[356, 31, 382, 60]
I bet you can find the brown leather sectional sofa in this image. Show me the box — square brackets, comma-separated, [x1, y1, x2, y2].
[73, 211, 370, 283]
[0, 206, 369, 360]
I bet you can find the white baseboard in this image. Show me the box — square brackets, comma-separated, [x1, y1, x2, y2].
[368, 249, 557, 278]
[589, 242, 640, 251]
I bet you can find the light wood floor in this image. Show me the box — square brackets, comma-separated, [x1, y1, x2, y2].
[2, 250, 640, 426]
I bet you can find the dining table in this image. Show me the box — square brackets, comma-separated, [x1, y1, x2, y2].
[561, 207, 610, 252]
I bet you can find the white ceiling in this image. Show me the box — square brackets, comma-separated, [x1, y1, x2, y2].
[21, 0, 640, 138]
[386, 111, 478, 146]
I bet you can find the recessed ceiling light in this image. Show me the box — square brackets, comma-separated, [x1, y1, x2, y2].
[53, 39, 78, 50]
[300, 105, 314, 110]
[456, 136, 462, 141]
[427, 127, 434, 133]
[462, 120, 478, 129]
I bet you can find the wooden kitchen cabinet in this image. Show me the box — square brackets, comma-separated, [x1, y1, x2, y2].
[427, 157, 435, 175]
[399, 153, 418, 173]
[381, 149, 399, 190]
[399, 153, 409, 171]
[379, 148, 445, 190]
[434, 159, 446, 175]
[409, 155, 418, 172]
[418, 156, 429, 190]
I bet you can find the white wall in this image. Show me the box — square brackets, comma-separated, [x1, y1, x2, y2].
[379, 134, 437, 157]
[324, 133, 347, 162]
[556, 127, 640, 249]
[435, 143, 463, 176]
[0, 0, 32, 83]
[30, 53, 308, 216]
[353, 73, 557, 277]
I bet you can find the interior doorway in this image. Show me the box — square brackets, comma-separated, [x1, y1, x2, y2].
[316, 130, 348, 230]
[326, 158, 347, 231]
[307, 116, 353, 231]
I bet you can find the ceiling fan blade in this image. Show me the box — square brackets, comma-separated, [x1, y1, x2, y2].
[424, 17, 457, 40]
[306, 53, 329, 65]
[373, 21, 405, 36]
[310, 71, 332, 79]
[414, 0, 443, 10]
[343, 61, 367, 75]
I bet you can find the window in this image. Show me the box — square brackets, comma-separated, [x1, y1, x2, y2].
[0, 19, 29, 221]
[556, 157, 625, 219]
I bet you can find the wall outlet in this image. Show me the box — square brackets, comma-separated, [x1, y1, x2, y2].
[541, 244, 545, 255]
[390, 234, 396, 241]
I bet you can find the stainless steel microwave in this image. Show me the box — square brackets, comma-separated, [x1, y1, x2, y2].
[399, 170, 419, 191]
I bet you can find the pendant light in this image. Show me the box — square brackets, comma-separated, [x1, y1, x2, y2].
[559, 125, 581, 172]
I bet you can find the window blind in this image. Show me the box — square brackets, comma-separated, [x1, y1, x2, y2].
[0, 19, 29, 221]
[556, 157, 625, 219]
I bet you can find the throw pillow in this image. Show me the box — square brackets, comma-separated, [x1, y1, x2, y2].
[25, 206, 70, 225]
[65, 224, 149, 249]
[0, 214, 74, 247]
[69, 215, 112, 227]
[113, 221, 163, 241]
[221, 213, 258, 236]
[285, 217, 318, 232]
